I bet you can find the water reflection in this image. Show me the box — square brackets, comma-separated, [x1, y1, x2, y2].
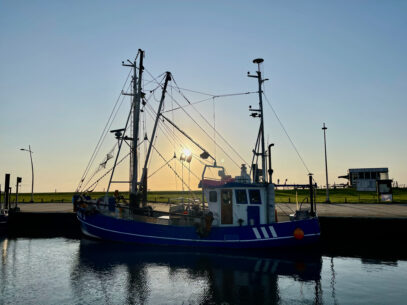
[1, 238, 407, 304]
[72, 240, 323, 304]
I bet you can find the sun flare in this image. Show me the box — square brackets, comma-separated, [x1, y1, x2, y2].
[182, 148, 191, 157]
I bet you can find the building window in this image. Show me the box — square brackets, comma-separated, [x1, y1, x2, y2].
[235, 189, 248, 204]
[249, 189, 262, 204]
[209, 191, 217, 202]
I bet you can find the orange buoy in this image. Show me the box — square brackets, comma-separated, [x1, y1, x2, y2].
[293, 228, 304, 240]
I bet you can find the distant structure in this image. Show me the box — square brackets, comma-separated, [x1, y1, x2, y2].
[338, 168, 389, 191]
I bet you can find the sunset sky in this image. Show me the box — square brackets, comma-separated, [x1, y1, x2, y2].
[1, 1, 406, 193]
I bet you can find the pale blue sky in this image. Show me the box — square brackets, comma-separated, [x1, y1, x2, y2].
[1, 1, 406, 192]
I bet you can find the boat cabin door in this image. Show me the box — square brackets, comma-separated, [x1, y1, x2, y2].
[221, 189, 233, 224]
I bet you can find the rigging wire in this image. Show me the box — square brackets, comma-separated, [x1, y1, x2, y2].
[171, 83, 177, 190]
[170, 75, 251, 168]
[76, 70, 132, 192]
[142, 88, 202, 192]
[80, 142, 118, 191]
[262, 91, 311, 174]
[166, 84, 216, 97]
[149, 142, 197, 198]
[82, 140, 146, 193]
[145, 68, 243, 170]
[147, 156, 173, 179]
[81, 97, 135, 193]
[213, 97, 216, 162]
[84, 152, 130, 193]
[161, 91, 258, 114]
[161, 96, 213, 113]
[144, 103, 203, 182]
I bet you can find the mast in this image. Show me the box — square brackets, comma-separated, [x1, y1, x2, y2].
[248, 58, 267, 183]
[140, 72, 172, 205]
[121, 50, 144, 206]
[132, 50, 144, 193]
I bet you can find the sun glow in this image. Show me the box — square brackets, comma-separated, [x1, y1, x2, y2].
[180, 148, 192, 162]
[182, 148, 191, 157]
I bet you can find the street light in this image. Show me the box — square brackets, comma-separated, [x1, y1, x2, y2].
[20, 145, 34, 203]
[322, 123, 330, 203]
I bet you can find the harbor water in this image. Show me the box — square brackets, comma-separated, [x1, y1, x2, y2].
[1, 237, 407, 304]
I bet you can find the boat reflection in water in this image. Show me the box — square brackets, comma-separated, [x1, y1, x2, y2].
[71, 240, 323, 304]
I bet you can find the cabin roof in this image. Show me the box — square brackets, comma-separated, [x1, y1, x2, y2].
[211, 182, 264, 189]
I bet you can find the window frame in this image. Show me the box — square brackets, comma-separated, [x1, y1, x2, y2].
[248, 189, 262, 204]
[235, 189, 248, 204]
[209, 191, 218, 203]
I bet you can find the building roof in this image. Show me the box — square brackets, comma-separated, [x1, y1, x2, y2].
[348, 168, 388, 173]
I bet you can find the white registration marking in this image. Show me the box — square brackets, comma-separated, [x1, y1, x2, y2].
[261, 227, 269, 239]
[252, 227, 262, 239]
[269, 226, 277, 238]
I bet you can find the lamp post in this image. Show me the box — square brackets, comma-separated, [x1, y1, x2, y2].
[322, 123, 330, 203]
[20, 145, 34, 203]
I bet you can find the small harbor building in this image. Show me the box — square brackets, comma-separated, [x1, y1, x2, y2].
[338, 168, 389, 191]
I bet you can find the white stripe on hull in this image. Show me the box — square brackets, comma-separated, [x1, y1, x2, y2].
[252, 227, 262, 239]
[269, 226, 278, 238]
[261, 227, 269, 238]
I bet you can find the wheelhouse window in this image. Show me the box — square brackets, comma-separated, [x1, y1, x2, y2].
[235, 189, 248, 204]
[209, 191, 217, 203]
[249, 189, 262, 204]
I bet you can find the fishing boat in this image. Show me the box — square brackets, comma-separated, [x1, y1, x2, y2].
[75, 50, 320, 248]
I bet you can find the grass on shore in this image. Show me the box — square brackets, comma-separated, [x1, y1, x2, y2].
[10, 188, 407, 204]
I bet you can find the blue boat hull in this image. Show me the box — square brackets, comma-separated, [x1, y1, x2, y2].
[77, 211, 320, 249]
